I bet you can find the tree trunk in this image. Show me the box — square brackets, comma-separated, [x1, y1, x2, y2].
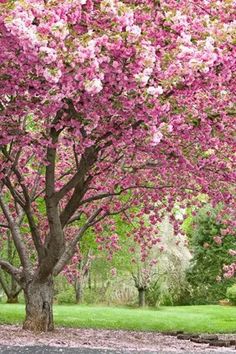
[7, 276, 20, 303]
[23, 277, 54, 332]
[75, 279, 83, 304]
[88, 272, 92, 290]
[138, 288, 146, 307]
[6, 294, 19, 304]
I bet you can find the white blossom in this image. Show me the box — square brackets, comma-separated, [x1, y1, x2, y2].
[152, 131, 163, 145]
[126, 25, 141, 36]
[147, 85, 163, 96]
[84, 78, 103, 94]
[135, 73, 150, 86]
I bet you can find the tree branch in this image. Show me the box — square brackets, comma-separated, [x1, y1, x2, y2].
[77, 184, 175, 209]
[54, 146, 97, 203]
[67, 212, 83, 225]
[13, 285, 23, 298]
[53, 208, 102, 276]
[4, 167, 45, 260]
[89, 205, 131, 227]
[0, 260, 22, 283]
[38, 109, 66, 280]
[60, 176, 92, 228]
[2, 177, 25, 208]
[1, 162, 45, 259]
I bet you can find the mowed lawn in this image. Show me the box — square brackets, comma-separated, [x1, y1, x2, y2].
[0, 304, 236, 333]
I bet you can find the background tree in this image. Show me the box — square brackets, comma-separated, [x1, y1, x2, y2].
[0, 207, 24, 304]
[83, 215, 191, 308]
[146, 216, 192, 306]
[0, 0, 235, 332]
[0, 231, 22, 303]
[186, 206, 236, 304]
[62, 241, 95, 304]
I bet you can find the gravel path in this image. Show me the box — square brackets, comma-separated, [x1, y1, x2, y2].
[1, 347, 145, 354]
[0, 347, 235, 354]
[0, 326, 235, 353]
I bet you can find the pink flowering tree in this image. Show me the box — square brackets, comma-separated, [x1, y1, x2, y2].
[0, 0, 235, 331]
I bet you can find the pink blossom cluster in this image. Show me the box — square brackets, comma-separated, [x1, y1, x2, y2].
[223, 264, 236, 278]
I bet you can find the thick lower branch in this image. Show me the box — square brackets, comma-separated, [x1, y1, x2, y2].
[0, 260, 22, 283]
[55, 146, 97, 203]
[60, 179, 90, 228]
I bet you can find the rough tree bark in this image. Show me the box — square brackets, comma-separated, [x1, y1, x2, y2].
[23, 277, 54, 332]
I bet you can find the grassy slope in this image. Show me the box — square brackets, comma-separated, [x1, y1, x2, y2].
[0, 304, 236, 333]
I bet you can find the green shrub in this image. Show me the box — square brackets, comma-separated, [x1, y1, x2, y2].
[186, 206, 235, 305]
[83, 289, 101, 304]
[105, 278, 137, 306]
[226, 285, 236, 305]
[57, 287, 75, 304]
[146, 282, 161, 306]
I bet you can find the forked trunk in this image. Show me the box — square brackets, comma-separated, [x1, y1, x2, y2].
[7, 277, 21, 303]
[0, 273, 21, 304]
[138, 288, 146, 307]
[23, 277, 54, 332]
[6, 294, 19, 304]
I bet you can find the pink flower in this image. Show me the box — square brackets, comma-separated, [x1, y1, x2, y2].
[110, 268, 117, 277]
[229, 249, 236, 256]
[213, 236, 222, 245]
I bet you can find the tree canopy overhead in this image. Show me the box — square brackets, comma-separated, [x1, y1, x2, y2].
[0, 0, 235, 331]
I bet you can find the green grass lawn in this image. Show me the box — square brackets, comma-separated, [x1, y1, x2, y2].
[0, 304, 236, 333]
